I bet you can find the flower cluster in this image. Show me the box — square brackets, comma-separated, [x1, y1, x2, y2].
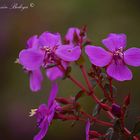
[17, 27, 140, 140]
[19, 28, 81, 91]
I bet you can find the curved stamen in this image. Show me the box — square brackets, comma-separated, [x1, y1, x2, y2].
[113, 47, 124, 60]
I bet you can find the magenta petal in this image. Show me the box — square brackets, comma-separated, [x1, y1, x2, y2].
[107, 61, 132, 81]
[65, 27, 80, 42]
[102, 33, 127, 52]
[33, 120, 49, 140]
[39, 32, 61, 49]
[19, 49, 44, 70]
[29, 69, 43, 92]
[124, 47, 140, 66]
[46, 66, 63, 81]
[61, 60, 68, 69]
[56, 45, 81, 61]
[85, 45, 112, 67]
[37, 104, 48, 120]
[27, 35, 38, 49]
[48, 83, 58, 108]
[47, 102, 57, 123]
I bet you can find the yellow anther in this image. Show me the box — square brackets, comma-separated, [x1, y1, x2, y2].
[14, 58, 20, 64]
[29, 109, 37, 117]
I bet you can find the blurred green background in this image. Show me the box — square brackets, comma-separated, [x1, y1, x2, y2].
[0, 0, 140, 139]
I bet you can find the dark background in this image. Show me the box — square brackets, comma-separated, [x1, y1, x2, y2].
[0, 0, 140, 140]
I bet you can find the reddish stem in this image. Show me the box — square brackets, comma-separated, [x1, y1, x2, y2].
[58, 64, 88, 94]
[55, 113, 113, 128]
[90, 94, 111, 111]
[79, 65, 111, 110]
[68, 75, 88, 94]
[55, 113, 85, 122]
[124, 128, 139, 140]
[89, 131, 103, 137]
[104, 111, 139, 140]
[108, 77, 113, 98]
[57, 50, 138, 140]
[69, 75, 111, 112]
[80, 111, 113, 127]
[80, 65, 93, 92]
[95, 78, 113, 103]
[67, 69, 111, 111]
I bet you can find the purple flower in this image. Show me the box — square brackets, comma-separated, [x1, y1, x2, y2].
[30, 83, 59, 140]
[19, 32, 81, 90]
[39, 31, 81, 62]
[19, 36, 43, 91]
[39, 32, 81, 80]
[85, 33, 140, 81]
[39, 32, 67, 81]
[86, 119, 90, 140]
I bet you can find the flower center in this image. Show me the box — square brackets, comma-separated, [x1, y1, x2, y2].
[43, 46, 52, 54]
[42, 46, 59, 68]
[68, 49, 72, 52]
[113, 47, 124, 60]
